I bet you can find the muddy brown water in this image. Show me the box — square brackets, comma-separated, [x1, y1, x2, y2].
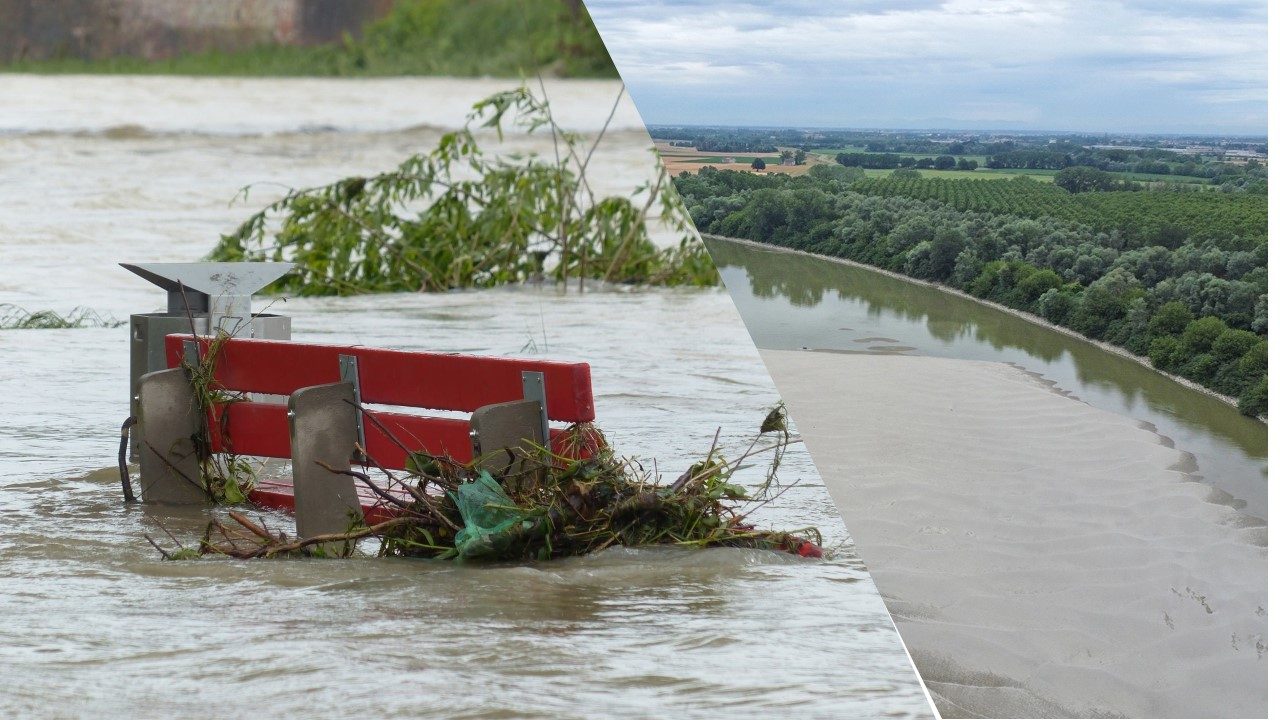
[0, 77, 931, 718]
[706, 236, 1268, 519]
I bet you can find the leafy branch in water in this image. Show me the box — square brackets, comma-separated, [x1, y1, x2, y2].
[211, 85, 717, 295]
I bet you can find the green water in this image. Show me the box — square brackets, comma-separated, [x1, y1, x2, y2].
[707, 236, 1268, 519]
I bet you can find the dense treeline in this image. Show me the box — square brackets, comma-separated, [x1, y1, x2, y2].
[987, 149, 1264, 190]
[676, 138, 779, 153]
[986, 150, 1073, 169]
[835, 152, 909, 169]
[675, 168, 1267, 416]
[835, 152, 980, 171]
[826, 175, 1266, 248]
[1054, 166, 1138, 193]
[832, 148, 1264, 191]
[654, 128, 801, 153]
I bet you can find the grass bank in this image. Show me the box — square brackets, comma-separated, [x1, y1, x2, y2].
[0, 0, 616, 79]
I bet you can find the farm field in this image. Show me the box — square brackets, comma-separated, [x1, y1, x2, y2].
[811, 146, 1219, 186]
[655, 140, 816, 176]
[655, 141, 1223, 188]
[981, 167, 1210, 185]
[859, 167, 1207, 185]
[1111, 170, 1211, 184]
[689, 155, 782, 165]
[837, 176, 1266, 240]
[657, 145, 1211, 187]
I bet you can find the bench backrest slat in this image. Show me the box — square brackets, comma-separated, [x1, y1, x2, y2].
[164, 334, 595, 422]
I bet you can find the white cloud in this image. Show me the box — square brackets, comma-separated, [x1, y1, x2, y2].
[587, 0, 1266, 132]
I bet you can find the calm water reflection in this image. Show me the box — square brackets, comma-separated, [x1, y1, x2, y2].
[707, 236, 1268, 519]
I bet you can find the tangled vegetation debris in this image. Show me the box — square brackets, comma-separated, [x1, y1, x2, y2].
[119, 326, 262, 509]
[148, 402, 821, 563]
[184, 332, 260, 504]
[211, 85, 718, 294]
[0, 304, 124, 329]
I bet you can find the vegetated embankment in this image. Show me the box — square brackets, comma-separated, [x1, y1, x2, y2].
[677, 168, 1267, 417]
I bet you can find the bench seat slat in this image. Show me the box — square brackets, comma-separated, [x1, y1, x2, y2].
[208, 401, 588, 467]
[165, 335, 596, 422]
[249, 478, 407, 526]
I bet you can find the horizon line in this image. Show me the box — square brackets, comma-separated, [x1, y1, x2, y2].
[643, 123, 1268, 140]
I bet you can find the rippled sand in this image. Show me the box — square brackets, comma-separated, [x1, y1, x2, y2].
[761, 350, 1267, 718]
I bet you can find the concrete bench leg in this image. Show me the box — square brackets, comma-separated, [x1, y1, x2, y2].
[470, 399, 547, 476]
[289, 382, 362, 543]
[137, 368, 207, 504]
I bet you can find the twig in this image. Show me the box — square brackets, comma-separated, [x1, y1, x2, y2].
[159, 523, 185, 548]
[734, 477, 803, 524]
[682, 436, 797, 491]
[118, 416, 137, 503]
[316, 460, 412, 510]
[671, 427, 720, 493]
[143, 533, 174, 560]
[227, 510, 274, 540]
[240, 517, 415, 559]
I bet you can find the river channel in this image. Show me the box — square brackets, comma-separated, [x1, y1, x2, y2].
[707, 236, 1268, 520]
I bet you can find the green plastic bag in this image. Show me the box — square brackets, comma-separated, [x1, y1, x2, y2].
[449, 471, 528, 560]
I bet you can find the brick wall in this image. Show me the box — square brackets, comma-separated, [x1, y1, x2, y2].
[0, 0, 396, 62]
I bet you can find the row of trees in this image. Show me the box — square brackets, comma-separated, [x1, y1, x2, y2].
[674, 168, 1267, 416]
[986, 150, 1072, 169]
[1008, 151, 1266, 192]
[779, 149, 807, 165]
[1054, 166, 1140, 193]
[835, 152, 979, 170]
[830, 148, 1265, 194]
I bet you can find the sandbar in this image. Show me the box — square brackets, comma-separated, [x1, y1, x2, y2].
[760, 349, 1267, 718]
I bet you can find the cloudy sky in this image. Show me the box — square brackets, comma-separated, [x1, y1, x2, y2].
[585, 0, 1267, 134]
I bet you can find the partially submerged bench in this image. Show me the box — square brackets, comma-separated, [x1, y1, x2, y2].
[136, 334, 596, 537]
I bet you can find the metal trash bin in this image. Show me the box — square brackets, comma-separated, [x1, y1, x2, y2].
[121, 262, 294, 457]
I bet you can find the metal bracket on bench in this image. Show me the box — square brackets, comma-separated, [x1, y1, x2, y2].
[468, 371, 551, 475]
[521, 370, 550, 448]
[470, 399, 545, 476]
[338, 354, 366, 462]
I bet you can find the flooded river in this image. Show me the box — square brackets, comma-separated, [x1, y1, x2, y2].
[0, 77, 930, 717]
[707, 237, 1268, 519]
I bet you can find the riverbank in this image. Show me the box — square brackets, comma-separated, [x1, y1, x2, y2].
[760, 348, 1267, 717]
[703, 235, 1260, 420]
[706, 234, 1268, 518]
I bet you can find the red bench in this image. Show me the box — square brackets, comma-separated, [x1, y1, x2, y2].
[136, 334, 596, 537]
